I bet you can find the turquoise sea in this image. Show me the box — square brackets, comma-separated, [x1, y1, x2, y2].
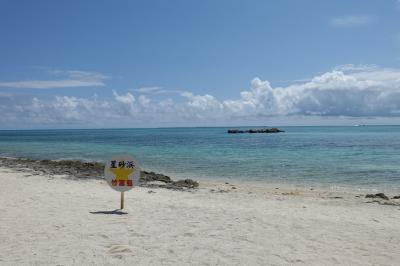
[1, 126, 400, 191]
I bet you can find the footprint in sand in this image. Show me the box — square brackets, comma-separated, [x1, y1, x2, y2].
[100, 234, 109, 239]
[108, 245, 132, 258]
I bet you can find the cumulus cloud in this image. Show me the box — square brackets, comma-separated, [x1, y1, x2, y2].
[0, 70, 107, 89]
[330, 15, 377, 27]
[2, 65, 400, 128]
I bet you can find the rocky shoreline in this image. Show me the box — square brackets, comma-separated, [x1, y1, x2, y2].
[0, 157, 198, 190]
[2, 156, 400, 204]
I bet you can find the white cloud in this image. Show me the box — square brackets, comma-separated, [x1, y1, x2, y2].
[330, 15, 377, 27]
[134, 86, 163, 93]
[132, 86, 185, 95]
[113, 90, 135, 104]
[0, 70, 107, 89]
[2, 64, 400, 128]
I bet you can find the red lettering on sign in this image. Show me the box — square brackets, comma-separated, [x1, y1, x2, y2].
[112, 180, 117, 186]
[118, 180, 125, 186]
[127, 180, 133, 186]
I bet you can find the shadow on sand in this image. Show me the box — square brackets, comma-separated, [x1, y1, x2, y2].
[90, 209, 128, 215]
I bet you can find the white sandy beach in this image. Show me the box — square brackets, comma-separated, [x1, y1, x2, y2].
[1, 166, 400, 266]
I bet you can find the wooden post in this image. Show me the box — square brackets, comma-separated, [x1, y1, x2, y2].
[120, 192, 124, 209]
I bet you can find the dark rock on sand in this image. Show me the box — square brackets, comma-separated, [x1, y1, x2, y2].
[140, 171, 172, 183]
[228, 128, 284, 134]
[365, 193, 389, 200]
[392, 195, 400, 199]
[139, 171, 198, 190]
[171, 179, 199, 188]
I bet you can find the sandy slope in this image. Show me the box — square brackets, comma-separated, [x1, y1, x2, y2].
[0, 167, 399, 266]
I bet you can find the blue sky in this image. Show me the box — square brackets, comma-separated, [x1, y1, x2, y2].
[1, 0, 400, 128]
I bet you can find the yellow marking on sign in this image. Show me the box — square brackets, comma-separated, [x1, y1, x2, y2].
[110, 167, 135, 181]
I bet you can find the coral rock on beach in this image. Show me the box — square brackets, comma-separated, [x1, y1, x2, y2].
[365, 193, 389, 200]
[140, 171, 198, 189]
[0, 157, 198, 191]
[140, 171, 172, 183]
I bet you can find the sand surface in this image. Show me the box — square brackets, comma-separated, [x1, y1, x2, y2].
[1, 166, 400, 266]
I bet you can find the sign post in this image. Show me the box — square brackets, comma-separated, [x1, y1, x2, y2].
[121, 191, 124, 209]
[104, 154, 140, 210]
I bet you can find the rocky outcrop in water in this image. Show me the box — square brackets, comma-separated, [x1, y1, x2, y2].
[0, 157, 198, 190]
[227, 128, 284, 134]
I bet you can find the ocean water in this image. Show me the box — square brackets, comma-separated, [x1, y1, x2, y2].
[1, 126, 400, 190]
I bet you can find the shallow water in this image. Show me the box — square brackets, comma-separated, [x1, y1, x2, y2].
[1, 126, 400, 190]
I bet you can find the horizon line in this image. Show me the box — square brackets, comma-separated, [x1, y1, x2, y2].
[0, 124, 399, 131]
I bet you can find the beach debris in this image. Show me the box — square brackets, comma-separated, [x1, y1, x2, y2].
[227, 128, 284, 134]
[365, 193, 389, 200]
[392, 195, 400, 199]
[282, 192, 298, 196]
[209, 188, 229, 193]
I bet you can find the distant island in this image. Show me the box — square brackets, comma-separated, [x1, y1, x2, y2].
[227, 128, 284, 134]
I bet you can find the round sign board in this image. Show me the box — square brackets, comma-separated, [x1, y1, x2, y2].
[104, 154, 140, 192]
